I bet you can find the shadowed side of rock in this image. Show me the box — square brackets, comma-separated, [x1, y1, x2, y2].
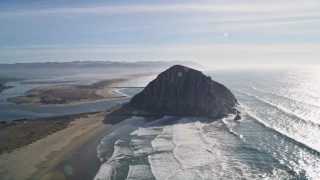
[130, 65, 239, 118]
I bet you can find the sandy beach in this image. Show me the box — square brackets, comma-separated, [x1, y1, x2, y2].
[6, 72, 154, 106]
[0, 106, 121, 180]
[7, 79, 128, 106]
[0, 73, 157, 179]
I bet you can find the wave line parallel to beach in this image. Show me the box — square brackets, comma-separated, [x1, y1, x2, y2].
[234, 89, 320, 126]
[245, 110, 320, 154]
[250, 86, 320, 108]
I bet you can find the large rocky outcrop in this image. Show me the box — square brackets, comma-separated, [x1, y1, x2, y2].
[130, 65, 239, 118]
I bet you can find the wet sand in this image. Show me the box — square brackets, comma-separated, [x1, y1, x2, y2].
[0, 113, 95, 154]
[0, 104, 157, 180]
[52, 114, 160, 180]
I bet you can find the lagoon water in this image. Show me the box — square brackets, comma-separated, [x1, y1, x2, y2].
[95, 68, 320, 179]
[0, 77, 141, 121]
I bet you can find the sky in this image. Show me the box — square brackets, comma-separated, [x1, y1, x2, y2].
[0, 0, 319, 67]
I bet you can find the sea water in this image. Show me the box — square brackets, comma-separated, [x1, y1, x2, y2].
[95, 67, 320, 179]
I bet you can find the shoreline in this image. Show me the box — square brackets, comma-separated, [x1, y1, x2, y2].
[7, 79, 128, 106]
[0, 105, 123, 180]
[53, 114, 160, 180]
[0, 78, 21, 93]
[5, 73, 153, 106]
[0, 85, 14, 93]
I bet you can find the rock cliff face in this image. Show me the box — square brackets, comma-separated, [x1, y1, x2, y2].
[130, 65, 238, 118]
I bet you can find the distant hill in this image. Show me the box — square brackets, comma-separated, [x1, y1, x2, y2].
[0, 61, 202, 78]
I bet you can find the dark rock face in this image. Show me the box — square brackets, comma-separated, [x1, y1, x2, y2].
[130, 65, 239, 118]
[234, 114, 242, 121]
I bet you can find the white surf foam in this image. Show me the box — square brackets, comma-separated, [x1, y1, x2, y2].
[246, 110, 320, 154]
[109, 139, 134, 161]
[97, 129, 120, 161]
[151, 125, 175, 152]
[109, 88, 128, 97]
[235, 90, 320, 126]
[148, 118, 292, 179]
[148, 152, 181, 179]
[134, 127, 164, 136]
[130, 138, 155, 155]
[126, 165, 154, 180]
[94, 163, 114, 180]
[97, 116, 296, 179]
[97, 117, 147, 162]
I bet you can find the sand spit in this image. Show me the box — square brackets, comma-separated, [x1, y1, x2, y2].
[7, 79, 127, 106]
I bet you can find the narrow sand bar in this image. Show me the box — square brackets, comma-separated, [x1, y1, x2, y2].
[7, 79, 127, 106]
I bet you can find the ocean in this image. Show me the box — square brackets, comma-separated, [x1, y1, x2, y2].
[94, 67, 320, 179]
[1, 67, 319, 179]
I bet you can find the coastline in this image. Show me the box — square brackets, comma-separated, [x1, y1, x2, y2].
[0, 106, 121, 180]
[6, 79, 127, 106]
[53, 112, 160, 180]
[0, 85, 13, 93]
[0, 78, 20, 93]
[5, 73, 153, 106]
[0, 74, 155, 179]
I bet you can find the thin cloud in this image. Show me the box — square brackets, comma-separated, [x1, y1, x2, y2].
[1, 44, 319, 66]
[0, 0, 319, 64]
[0, 1, 318, 17]
[2, 44, 319, 54]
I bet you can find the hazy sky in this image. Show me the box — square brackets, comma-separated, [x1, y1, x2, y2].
[0, 0, 319, 67]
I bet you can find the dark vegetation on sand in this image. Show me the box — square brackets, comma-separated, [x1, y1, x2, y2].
[0, 112, 99, 154]
[0, 104, 138, 155]
[36, 79, 127, 104]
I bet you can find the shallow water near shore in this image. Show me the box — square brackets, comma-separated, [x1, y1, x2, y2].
[94, 68, 320, 179]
